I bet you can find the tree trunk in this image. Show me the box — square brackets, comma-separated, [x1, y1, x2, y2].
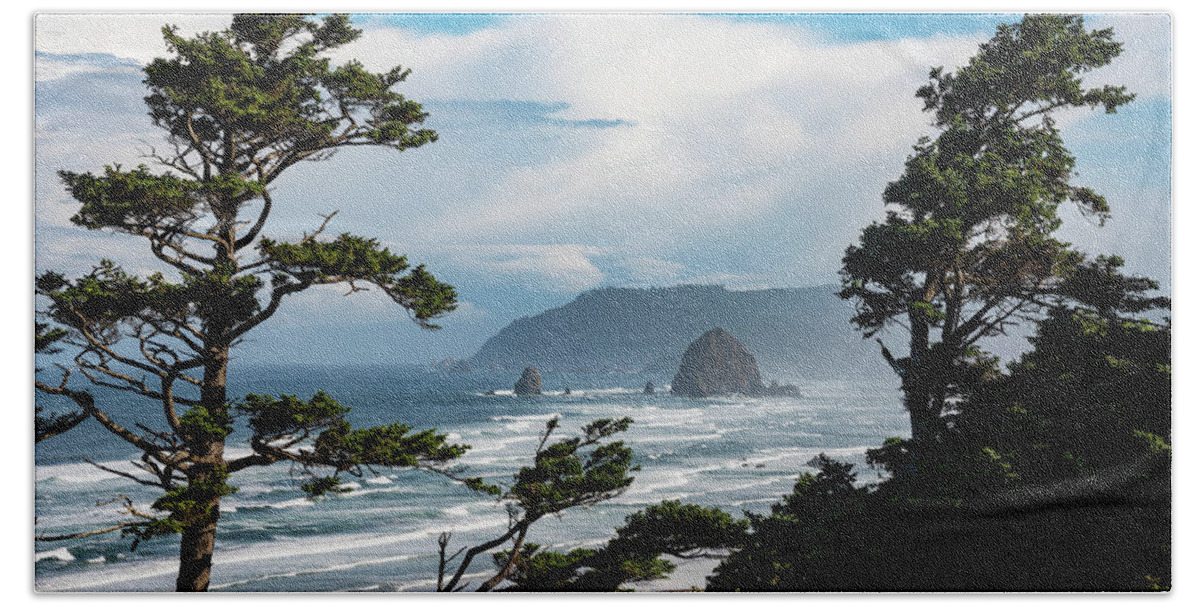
[477, 523, 529, 592]
[902, 307, 948, 480]
[175, 494, 222, 591]
[175, 354, 229, 592]
[905, 308, 936, 444]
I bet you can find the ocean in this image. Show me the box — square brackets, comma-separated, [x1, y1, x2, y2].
[34, 364, 905, 592]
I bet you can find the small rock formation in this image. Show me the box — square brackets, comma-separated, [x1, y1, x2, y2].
[563, 386, 571, 395]
[431, 358, 473, 373]
[671, 328, 767, 397]
[763, 379, 802, 397]
[643, 381, 655, 394]
[514, 366, 543, 396]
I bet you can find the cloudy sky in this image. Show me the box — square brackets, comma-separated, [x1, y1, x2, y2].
[33, 12, 1172, 364]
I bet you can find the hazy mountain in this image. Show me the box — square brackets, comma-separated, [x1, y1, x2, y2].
[468, 284, 892, 382]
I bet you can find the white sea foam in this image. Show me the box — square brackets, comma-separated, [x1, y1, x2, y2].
[35, 377, 908, 591]
[439, 504, 472, 518]
[210, 552, 424, 591]
[36, 506, 510, 592]
[35, 548, 74, 563]
[489, 413, 563, 423]
[35, 460, 128, 484]
[263, 497, 312, 510]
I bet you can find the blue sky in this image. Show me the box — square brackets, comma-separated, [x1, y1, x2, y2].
[33, 13, 1172, 365]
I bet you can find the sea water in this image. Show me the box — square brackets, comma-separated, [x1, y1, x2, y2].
[34, 364, 904, 592]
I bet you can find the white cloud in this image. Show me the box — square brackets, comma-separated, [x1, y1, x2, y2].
[616, 256, 686, 284]
[328, 15, 986, 262]
[1087, 14, 1172, 100]
[34, 53, 141, 82]
[438, 243, 609, 293]
[33, 13, 1171, 297]
[35, 14, 231, 67]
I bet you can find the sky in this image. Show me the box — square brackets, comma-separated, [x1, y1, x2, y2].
[32, 12, 1173, 365]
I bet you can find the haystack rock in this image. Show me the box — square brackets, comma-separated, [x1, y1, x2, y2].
[514, 367, 543, 395]
[643, 381, 655, 394]
[671, 328, 767, 398]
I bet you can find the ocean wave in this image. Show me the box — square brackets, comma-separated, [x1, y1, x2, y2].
[35, 375, 909, 591]
[36, 507, 512, 592]
[489, 413, 564, 422]
[35, 460, 130, 485]
[35, 548, 74, 563]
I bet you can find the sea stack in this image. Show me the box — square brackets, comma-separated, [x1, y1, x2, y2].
[671, 328, 767, 398]
[643, 381, 655, 394]
[514, 366, 543, 395]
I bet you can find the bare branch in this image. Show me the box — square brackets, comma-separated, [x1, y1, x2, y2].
[234, 187, 272, 251]
[36, 375, 172, 460]
[299, 210, 339, 246]
[83, 458, 169, 489]
[36, 495, 161, 542]
[440, 520, 529, 593]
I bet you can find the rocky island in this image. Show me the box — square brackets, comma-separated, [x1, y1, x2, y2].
[671, 328, 799, 397]
[514, 366, 543, 395]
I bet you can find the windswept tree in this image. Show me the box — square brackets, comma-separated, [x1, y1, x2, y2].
[495, 500, 749, 591]
[35, 14, 463, 591]
[436, 417, 637, 592]
[839, 15, 1135, 458]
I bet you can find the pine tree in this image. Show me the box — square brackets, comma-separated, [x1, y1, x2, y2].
[839, 14, 1134, 461]
[36, 14, 465, 591]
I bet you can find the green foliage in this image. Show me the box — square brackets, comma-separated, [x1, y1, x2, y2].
[179, 406, 233, 440]
[299, 476, 352, 498]
[771, 254, 1172, 590]
[865, 437, 911, 475]
[439, 418, 638, 592]
[237, 391, 349, 438]
[37, 260, 267, 337]
[34, 322, 89, 442]
[236, 391, 469, 495]
[496, 499, 748, 591]
[917, 15, 1134, 125]
[956, 303, 1169, 482]
[495, 543, 673, 592]
[144, 13, 436, 173]
[111, 467, 241, 552]
[60, 165, 200, 231]
[1134, 431, 1171, 456]
[1059, 255, 1171, 318]
[141, 467, 239, 544]
[60, 165, 268, 233]
[462, 477, 503, 497]
[312, 420, 468, 471]
[508, 417, 637, 518]
[709, 455, 871, 591]
[34, 322, 69, 354]
[259, 234, 457, 326]
[709, 454, 1170, 591]
[608, 500, 748, 559]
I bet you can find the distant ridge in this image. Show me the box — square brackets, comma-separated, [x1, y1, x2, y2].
[468, 284, 888, 381]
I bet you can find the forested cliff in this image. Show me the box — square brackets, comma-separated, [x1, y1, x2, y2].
[469, 285, 886, 379]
